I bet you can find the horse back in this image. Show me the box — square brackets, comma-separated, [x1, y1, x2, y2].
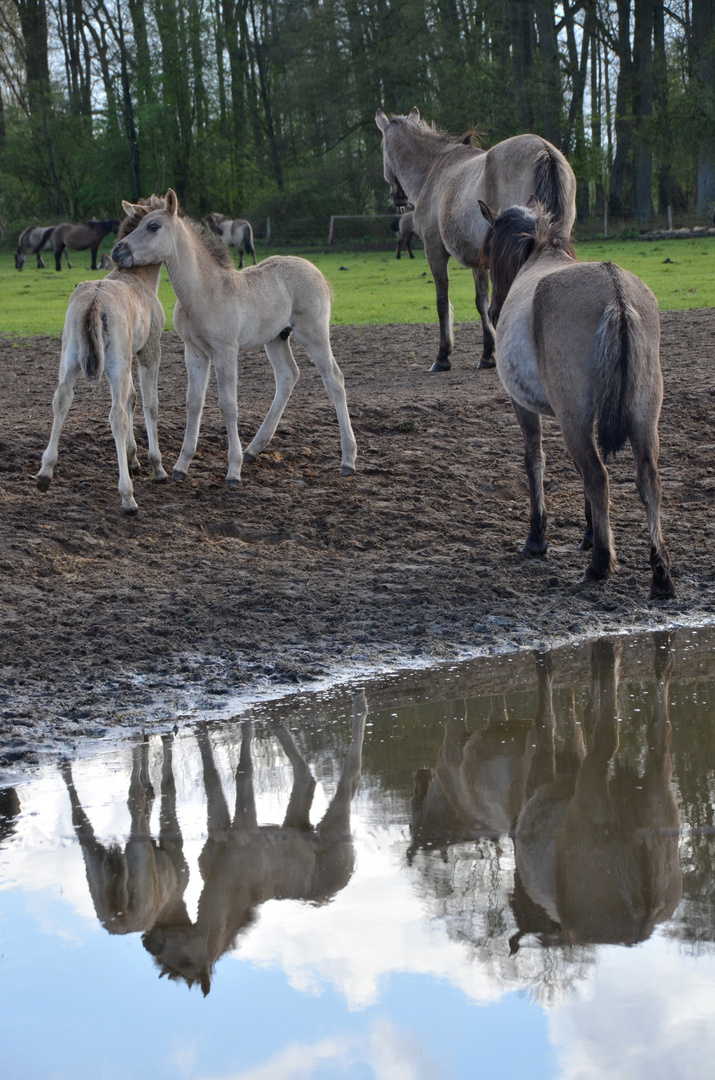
[483, 135, 576, 232]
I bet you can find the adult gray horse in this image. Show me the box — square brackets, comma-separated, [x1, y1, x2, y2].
[375, 107, 576, 372]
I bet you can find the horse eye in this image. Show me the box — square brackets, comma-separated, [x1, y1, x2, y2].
[147, 220, 160, 232]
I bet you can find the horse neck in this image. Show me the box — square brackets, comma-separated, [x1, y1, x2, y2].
[392, 128, 459, 201]
[164, 219, 224, 313]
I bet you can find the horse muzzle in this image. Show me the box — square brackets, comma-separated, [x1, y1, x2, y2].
[111, 240, 133, 268]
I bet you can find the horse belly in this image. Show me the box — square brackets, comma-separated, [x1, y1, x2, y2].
[497, 322, 552, 415]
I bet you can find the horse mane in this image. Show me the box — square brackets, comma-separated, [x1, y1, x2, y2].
[188, 217, 234, 267]
[478, 202, 576, 324]
[393, 114, 485, 153]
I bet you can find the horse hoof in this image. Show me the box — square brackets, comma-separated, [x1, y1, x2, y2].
[340, 465, 355, 477]
[226, 478, 241, 490]
[128, 462, 141, 476]
[429, 359, 451, 373]
[477, 358, 496, 370]
[650, 577, 676, 600]
[522, 540, 547, 558]
[171, 469, 187, 481]
[36, 474, 51, 492]
[152, 471, 169, 484]
[122, 504, 139, 516]
[243, 451, 256, 464]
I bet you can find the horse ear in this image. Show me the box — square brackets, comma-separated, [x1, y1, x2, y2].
[479, 200, 496, 227]
[408, 107, 420, 122]
[121, 200, 136, 216]
[148, 194, 165, 210]
[375, 109, 389, 132]
[165, 189, 179, 216]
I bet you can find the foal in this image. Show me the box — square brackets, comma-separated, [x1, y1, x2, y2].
[204, 212, 257, 269]
[112, 188, 357, 484]
[478, 199, 674, 598]
[36, 199, 167, 513]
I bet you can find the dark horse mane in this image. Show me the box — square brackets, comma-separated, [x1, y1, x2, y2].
[478, 202, 576, 325]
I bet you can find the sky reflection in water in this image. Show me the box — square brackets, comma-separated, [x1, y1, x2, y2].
[1, 628, 715, 1079]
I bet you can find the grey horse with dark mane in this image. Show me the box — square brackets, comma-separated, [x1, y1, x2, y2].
[478, 198, 674, 599]
[35, 217, 120, 271]
[376, 107, 576, 372]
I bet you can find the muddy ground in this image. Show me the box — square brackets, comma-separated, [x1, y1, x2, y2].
[1, 314, 714, 772]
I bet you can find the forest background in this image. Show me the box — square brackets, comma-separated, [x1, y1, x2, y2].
[1, 0, 714, 243]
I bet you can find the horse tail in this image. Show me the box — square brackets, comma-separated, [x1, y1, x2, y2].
[532, 144, 574, 229]
[78, 292, 106, 384]
[592, 263, 647, 460]
[243, 223, 255, 255]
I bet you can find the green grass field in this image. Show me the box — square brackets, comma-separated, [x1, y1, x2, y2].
[1, 237, 713, 337]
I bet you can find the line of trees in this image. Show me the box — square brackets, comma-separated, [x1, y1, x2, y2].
[1, 0, 714, 234]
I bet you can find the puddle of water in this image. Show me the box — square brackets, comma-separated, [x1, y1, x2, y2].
[1, 628, 715, 1079]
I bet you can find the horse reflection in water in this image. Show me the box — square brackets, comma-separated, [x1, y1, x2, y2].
[144, 692, 366, 994]
[410, 635, 682, 949]
[61, 737, 190, 936]
[514, 636, 682, 947]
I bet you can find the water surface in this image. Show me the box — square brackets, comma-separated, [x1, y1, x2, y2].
[2, 628, 715, 1079]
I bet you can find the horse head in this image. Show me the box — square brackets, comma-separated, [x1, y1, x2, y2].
[375, 108, 419, 208]
[112, 189, 179, 267]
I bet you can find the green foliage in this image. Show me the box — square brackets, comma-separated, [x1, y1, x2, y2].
[1, 239, 713, 338]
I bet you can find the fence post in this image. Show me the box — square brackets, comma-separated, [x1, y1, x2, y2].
[328, 216, 336, 245]
[667, 205, 673, 231]
[265, 216, 271, 245]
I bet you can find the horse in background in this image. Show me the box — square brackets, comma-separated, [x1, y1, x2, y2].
[143, 693, 367, 995]
[376, 107, 576, 371]
[35, 217, 120, 271]
[36, 197, 167, 513]
[478, 198, 674, 598]
[15, 225, 69, 270]
[391, 211, 418, 259]
[204, 212, 257, 268]
[99, 253, 114, 270]
[112, 188, 357, 483]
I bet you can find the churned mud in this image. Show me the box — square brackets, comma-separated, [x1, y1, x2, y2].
[1, 313, 714, 771]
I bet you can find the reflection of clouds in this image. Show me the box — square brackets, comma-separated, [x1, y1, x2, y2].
[239, 828, 507, 1010]
[199, 1020, 440, 1080]
[549, 936, 715, 1080]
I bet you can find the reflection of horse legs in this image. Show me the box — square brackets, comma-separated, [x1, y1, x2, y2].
[316, 691, 367, 839]
[270, 721, 317, 830]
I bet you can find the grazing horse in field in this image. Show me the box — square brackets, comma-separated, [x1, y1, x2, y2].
[143, 694, 367, 995]
[36, 198, 167, 513]
[204, 212, 257, 269]
[112, 188, 357, 484]
[375, 107, 576, 371]
[514, 637, 682, 947]
[15, 225, 69, 270]
[391, 211, 418, 259]
[477, 199, 674, 598]
[35, 217, 120, 271]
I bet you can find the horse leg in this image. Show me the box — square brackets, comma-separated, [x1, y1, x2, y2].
[237, 248, 244, 270]
[292, 322, 358, 475]
[36, 252, 45, 269]
[90, 244, 99, 271]
[173, 347, 211, 480]
[562, 426, 615, 581]
[424, 241, 453, 372]
[54, 244, 64, 272]
[211, 351, 243, 487]
[407, 233, 414, 259]
[396, 237, 402, 260]
[124, 373, 140, 476]
[137, 351, 168, 482]
[104, 354, 139, 512]
[512, 400, 547, 556]
[269, 722, 317, 830]
[316, 690, 367, 837]
[473, 267, 496, 369]
[65, 249, 72, 269]
[579, 496, 594, 552]
[629, 424, 675, 598]
[233, 721, 258, 830]
[243, 336, 299, 463]
[36, 351, 82, 491]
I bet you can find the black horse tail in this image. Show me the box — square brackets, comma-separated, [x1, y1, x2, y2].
[79, 292, 106, 384]
[532, 143, 574, 229]
[592, 264, 648, 460]
[243, 224, 255, 255]
[390, 215, 401, 233]
[33, 226, 54, 253]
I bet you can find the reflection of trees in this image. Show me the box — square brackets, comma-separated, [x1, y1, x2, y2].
[408, 634, 685, 1001]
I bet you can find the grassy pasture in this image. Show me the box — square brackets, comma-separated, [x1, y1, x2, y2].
[0, 237, 713, 337]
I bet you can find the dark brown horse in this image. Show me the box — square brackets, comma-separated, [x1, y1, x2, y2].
[36, 218, 120, 271]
